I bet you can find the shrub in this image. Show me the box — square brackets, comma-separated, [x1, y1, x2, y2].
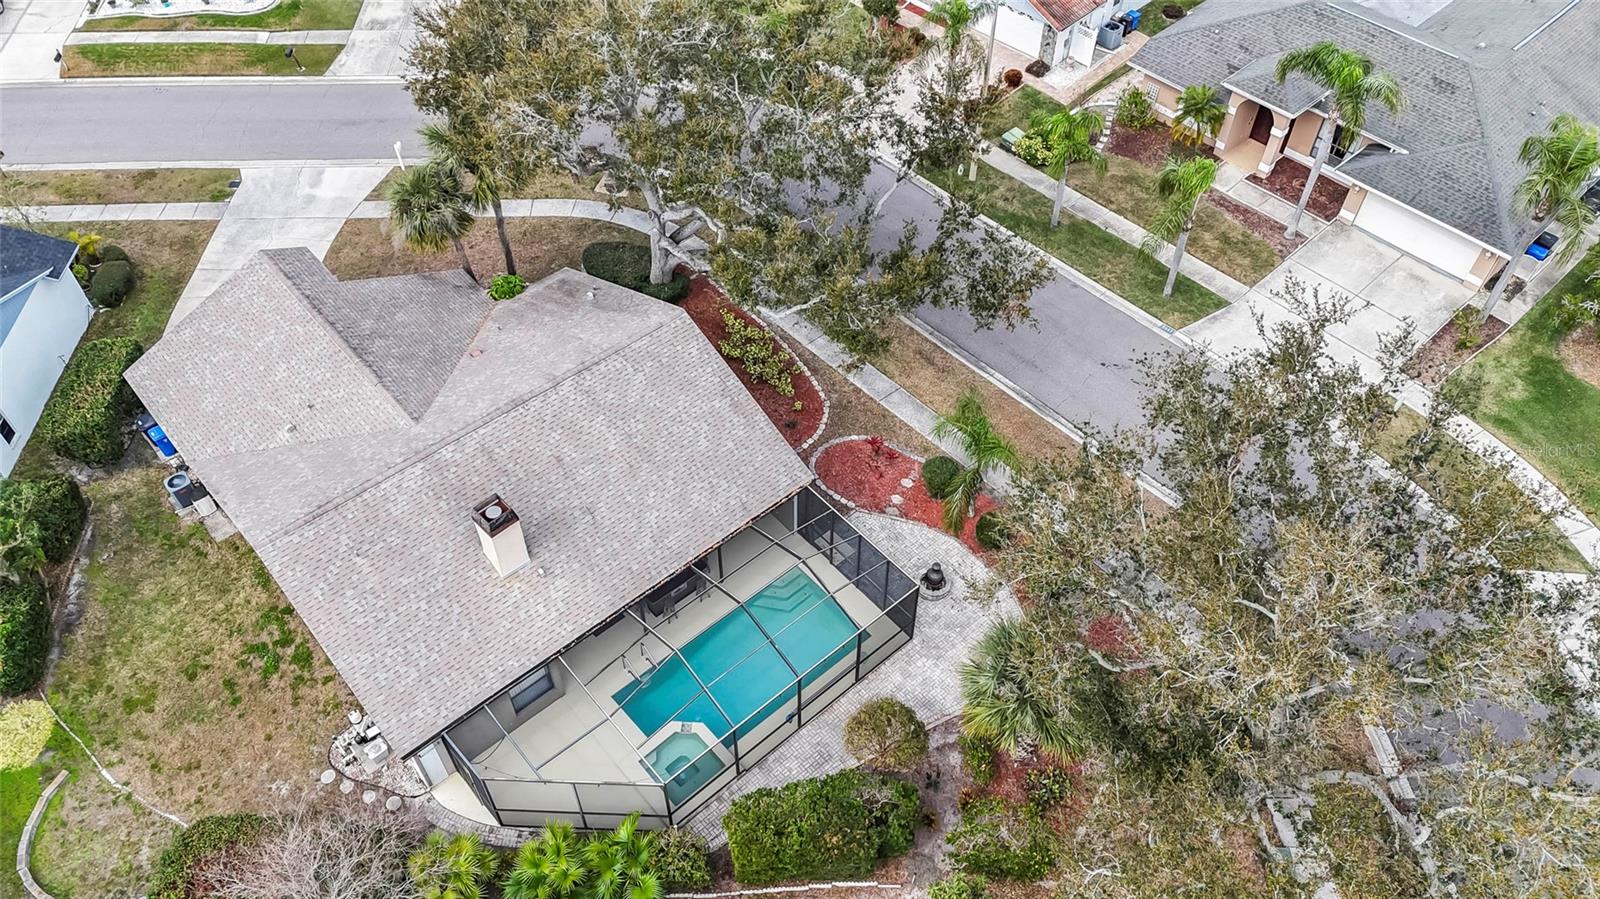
[1452, 305, 1486, 350]
[0, 700, 55, 769]
[921, 455, 963, 499]
[0, 577, 50, 696]
[98, 244, 130, 264]
[845, 697, 930, 773]
[929, 872, 989, 899]
[88, 259, 135, 308]
[946, 797, 1057, 880]
[959, 732, 998, 787]
[35, 337, 144, 465]
[488, 273, 527, 300]
[975, 512, 1009, 550]
[1024, 59, 1049, 78]
[1001, 68, 1023, 88]
[862, 0, 897, 21]
[1114, 86, 1156, 130]
[1557, 291, 1600, 338]
[655, 826, 713, 890]
[581, 240, 691, 302]
[1023, 765, 1072, 813]
[148, 813, 269, 899]
[66, 229, 102, 263]
[724, 769, 920, 884]
[0, 476, 87, 567]
[718, 309, 797, 396]
[70, 262, 89, 289]
[1011, 131, 1052, 168]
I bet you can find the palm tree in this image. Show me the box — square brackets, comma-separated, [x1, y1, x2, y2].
[1481, 114, 1600, 318]
[409, 831, 501, 899]
[924, 0, 996, 181]
[1274, 41, 1404, 239]
[585, 813, 660, 899]
[1143, 156, 1218, 298]
[960, 617, 1082, 758]
[389, 161, 479, 285]
[421, 119, 532, 277]
[503, 822, 589, 899]
[1169, 84, 1225, 149]
[932, 389, 1018, 533]
[1032, 107, 1108, 228]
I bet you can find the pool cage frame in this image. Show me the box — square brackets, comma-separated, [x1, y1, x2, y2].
[431, 487, 920, 830]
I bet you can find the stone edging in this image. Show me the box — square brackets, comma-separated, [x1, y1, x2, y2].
[16, 770, 68, 899]
[806, 435, 927, 513]
[667, 882, 904, 899]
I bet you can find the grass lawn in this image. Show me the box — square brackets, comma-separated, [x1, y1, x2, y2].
[31, 468, 353, 896]
[986, 87, 1281, 285]
[62, 42, 342, 77]
[1, 756, 51, 899]
[1137, 0, 1207, 37]
[81, 0, 361, 31]
[1373, 408, 1589, 573]
[985, 85, 1068, 139]
[934, 162, 1228, 329]
[325, 215, 647, 283]
[1461, 246, 1600, 522]
[1, 169, 238, 205]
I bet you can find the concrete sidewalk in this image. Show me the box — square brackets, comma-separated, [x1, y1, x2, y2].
[17, 200, 227, 221]
[0, 0, 81, 82]
[324, 0, 418, 79]
[65, 29, 350, 45]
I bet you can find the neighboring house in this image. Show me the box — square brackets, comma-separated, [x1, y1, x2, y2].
[969, 0, 1129, 68]
[0, 226, 93, 477]
[1129, 0, 1600, 288]
[126, 249, 921, 830]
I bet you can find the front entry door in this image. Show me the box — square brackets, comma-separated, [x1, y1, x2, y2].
[1249, 105, 1274, 144]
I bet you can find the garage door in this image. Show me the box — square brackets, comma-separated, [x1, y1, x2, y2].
[1353, 191, 1483, 282]
[978, 7, 1045, 57]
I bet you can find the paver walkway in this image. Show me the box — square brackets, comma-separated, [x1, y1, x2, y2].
[65, 28, 350, 45]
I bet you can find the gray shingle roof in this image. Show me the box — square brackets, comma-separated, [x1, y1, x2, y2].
[127, 253, 814, 755]
[1131, 0, 1600, 254]
[0, 225, 77, 299]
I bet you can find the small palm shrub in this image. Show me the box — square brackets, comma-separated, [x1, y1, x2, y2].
[148, 813, 268, 899]
[489, 273, 527, 300]
[1023, 765, 1072, 813]
[0, 577, 50, 696]
[921, 455, 962, 499]
[946, 797, 1056, 880]
[929, 872, 988, 899]
[409, 831, 500, 898]
[1452, 305, 1485, 350]
[0, 699, 54, 769]
[1114, 86, 1156, 130]
[844, 697, 929, 773]
[88, 259, 135, 308]
[723, 770, 920, 884]
[933, 391, 1018, 533]
[35, 337, 144, 465]
[654, 827, 712, 891]
[718, 310, 797, 396]
[581, 240, 691, 302]
[503, 814, 659, 899]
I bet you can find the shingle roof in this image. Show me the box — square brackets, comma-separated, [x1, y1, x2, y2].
[127, 252, 814, 755]
[0, 226, 77, 299]
[1131, 0, 1600, 255]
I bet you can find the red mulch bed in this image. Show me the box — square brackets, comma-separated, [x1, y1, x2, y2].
[1247, 156, 1348, 222]
[1402, 312, 1509, 386]
[680, 276, 824, 450]
[812, 438, 998, 554]
[1104, 124, 1215, 167]
[1207, 190, 1305, 258]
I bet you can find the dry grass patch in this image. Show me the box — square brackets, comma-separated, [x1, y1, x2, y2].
[1, 169, 238, 205]
[790, 340, 935, 458]
[324, 216, 645, 284]
[365, 168, 646, 208]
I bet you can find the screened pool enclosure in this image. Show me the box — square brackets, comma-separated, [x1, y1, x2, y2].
[420, 487, 920, 829]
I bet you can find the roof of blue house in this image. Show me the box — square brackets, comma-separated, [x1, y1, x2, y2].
[0, 225, 78, 300]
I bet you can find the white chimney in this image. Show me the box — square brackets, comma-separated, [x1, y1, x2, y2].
[472, 494, 530, 577]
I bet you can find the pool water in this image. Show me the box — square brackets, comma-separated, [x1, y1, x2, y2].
[612, 566, 858, 743]
[645, 730, 726, 805]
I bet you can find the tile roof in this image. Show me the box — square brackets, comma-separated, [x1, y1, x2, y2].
[0, 225, 77, 299]
[1025, 0, 1106, 31]
[1131, 0, 1600, 255]
[127, 252, 814, 755]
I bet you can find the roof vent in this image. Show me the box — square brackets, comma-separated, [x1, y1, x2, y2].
[473, 493, 530, 577]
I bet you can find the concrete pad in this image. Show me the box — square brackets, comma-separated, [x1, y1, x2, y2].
[1212, 166, 1248, 191]
[1183, 291, 1303, 358]
[0, 34, 65, 81]
[1326, 299, 1410, 362]
[97, 204, 140, 221]
[1290, 223, 1402, 295]
[1257, 195, 1298, 223]
[62, 204, 105, 221]
[879, 390, 940, 438]
[1361, 254, 1474, 334]
[528, 198, 576, 218]
[499, 199, 533, 217]
[1227, 180, 1275, 210]
[190, 202, 230, 219]
[157, 203, 199, 221]
[849, 365, 902, 402]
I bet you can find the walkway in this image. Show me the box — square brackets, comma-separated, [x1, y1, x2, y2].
[324, 0, 418, 79]
[65, 29, 350, 45]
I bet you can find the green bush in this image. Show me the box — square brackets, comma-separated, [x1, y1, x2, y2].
[718, 310, 797, 396]
[1023, 765, 1072, 813]
[0, 577, 50, 696]
[974, 512, 1009, 550]
[35, 337, 144, 465]
[655, 826, 713, 890]
[959, 732, 998, 787]
[1011, 131, 1052, 168]
[148, 813, 268, 899]
[98, 244, 130, 264]
[88, 259, 135, 308]
[921, 455, 962, 499]
[71, 262, 89, 289]
[488, 273, 526, 300]
[1114, 86, 1156, 130]
[0, 476, 87, 567]
[724, 769, 920, 884]
[0, 700, 55, 769]
[929, 872, 989, 899]
[844, 697, 929, 773]
[581, 240, 691, 302]
[946, 797, 1057, 881]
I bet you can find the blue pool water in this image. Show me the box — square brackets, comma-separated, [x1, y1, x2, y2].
[645, 731, 726, 805]
[613, 567, 857, 743]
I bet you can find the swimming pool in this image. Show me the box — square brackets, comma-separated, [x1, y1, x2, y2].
[612, 566, 858, 743]
[644, 730, 726, 805]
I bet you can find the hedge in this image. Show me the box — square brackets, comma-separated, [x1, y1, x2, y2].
[35, 337, 144, 465]
[148, 813, 268, 899]
[89, 259, 135, 308]
[0, 577, 50, 696]
[581, 240, 691, 302]
[946, 797, 1056, 880]
[655, 826, 713, 890]
[0, 476, 87, 566]
[921, 456, 962, 500]
[724, 769, 920, 884]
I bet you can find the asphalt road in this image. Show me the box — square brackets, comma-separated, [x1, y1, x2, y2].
[0, 79, 1179, 456]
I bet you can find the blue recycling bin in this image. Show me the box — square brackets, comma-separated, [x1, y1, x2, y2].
[1525, 231, 1558, 261]
[1124, 8, 1143, 31]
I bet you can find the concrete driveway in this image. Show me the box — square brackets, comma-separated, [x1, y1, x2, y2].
[1182, 222, 1476, 379]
